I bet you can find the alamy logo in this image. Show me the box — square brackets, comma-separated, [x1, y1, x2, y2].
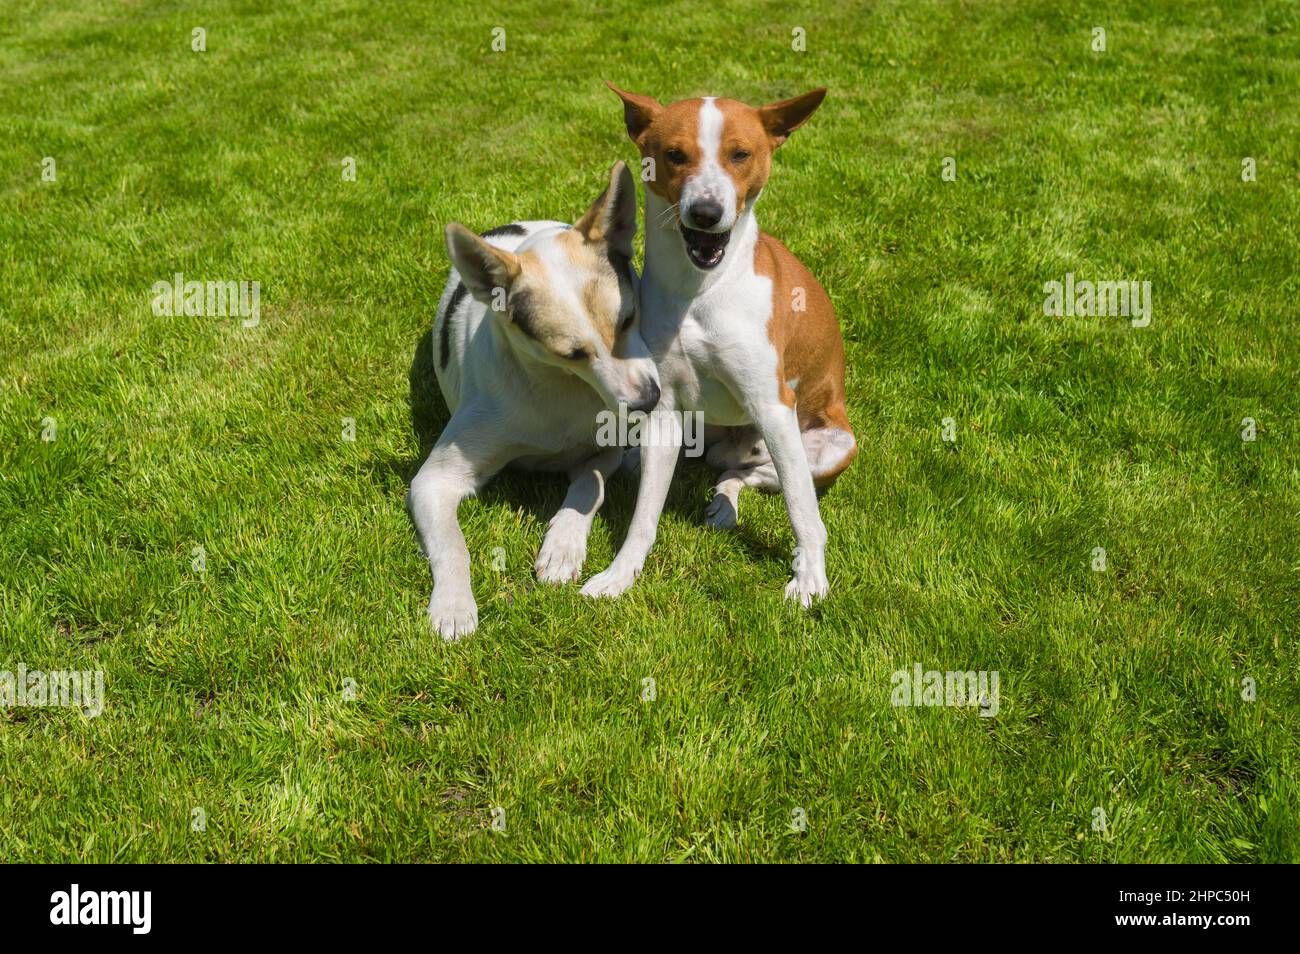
[891, 663, 1000, 717]
[595, 405, 705, 457]
[151, 273, 260, 327]
[50, 884, 151, 934]
[0, 665, 104, 717]
[1043, 272, 1150, 327]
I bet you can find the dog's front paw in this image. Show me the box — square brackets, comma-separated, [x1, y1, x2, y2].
[783, 547, 828, 608]
[704, 493, 738, 530]
[535, 516, 588, 584]
[428, 587, 478, 641]
[580, 561, 640, 599]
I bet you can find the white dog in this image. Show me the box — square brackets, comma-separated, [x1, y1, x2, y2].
[408, 162, 661, 639]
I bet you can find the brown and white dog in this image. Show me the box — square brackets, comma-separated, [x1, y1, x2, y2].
[581, 85, 856, 607]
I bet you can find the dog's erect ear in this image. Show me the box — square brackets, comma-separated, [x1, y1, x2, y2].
[606, 81, 662, 142]
[445, 223, 521, 306]
[758, 88, 827, 147]
[575, 160, 637, 258]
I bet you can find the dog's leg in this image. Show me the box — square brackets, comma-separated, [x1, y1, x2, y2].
[802, 407, 857, 490]
[407, 411, 515, 640]
[535, 447, 624, 584]
[581, 408, 683, 599]
[749, 402, 830, 606]
[705, 463, 773, 529]
[704, 428, 770, 529]
[705, 421, 855, 528]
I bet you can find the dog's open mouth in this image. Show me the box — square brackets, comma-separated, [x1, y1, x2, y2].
[680, 224, 731, 270]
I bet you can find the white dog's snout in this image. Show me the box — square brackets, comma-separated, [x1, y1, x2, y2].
[617, 359, 661, 412]
[627, 372, 661, 413]
[592, 355, 661, 413]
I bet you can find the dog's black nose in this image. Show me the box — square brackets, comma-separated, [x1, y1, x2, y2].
[688, 200, 723, 229]
[628, 381, 660, 414]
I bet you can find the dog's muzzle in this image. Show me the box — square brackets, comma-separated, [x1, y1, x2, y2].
[626, 379, 661, 414]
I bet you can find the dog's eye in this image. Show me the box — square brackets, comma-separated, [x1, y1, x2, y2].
[731, 149, 751, 163]
[665, 148, 688, 165]
[565, 346, 590, 361]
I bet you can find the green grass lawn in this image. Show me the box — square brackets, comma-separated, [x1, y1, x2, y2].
[1, 0, 1297, 862]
